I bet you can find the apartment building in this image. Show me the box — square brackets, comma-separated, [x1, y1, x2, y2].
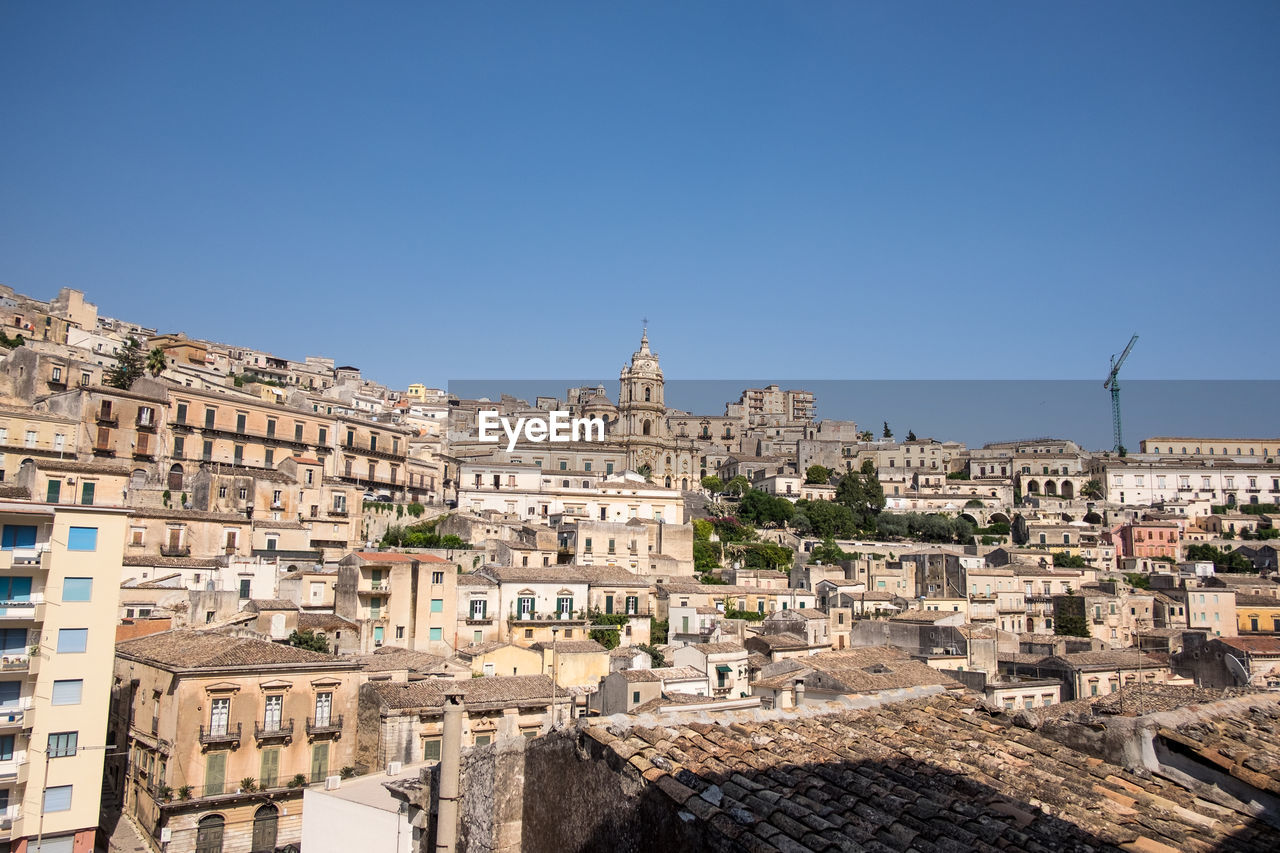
[1088, 456, 1280, 511]
[1139, 437, 1280, 461]
[456, 463, 685, 524]
[0, 500, 130, 852]
[110, 630, 360, 853]
[334, 552, 458, 655]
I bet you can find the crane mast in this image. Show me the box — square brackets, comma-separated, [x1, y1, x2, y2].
[1103, 335, 1139, 453]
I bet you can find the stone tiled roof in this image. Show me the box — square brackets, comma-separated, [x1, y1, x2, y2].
[116, 629, 348, 670]
[480, 565, 644, 585]
[369, 674, 554, 712]
[685, 642, 748, 656]
[130, 507, 250, 523]
[749, 633, 809, 650]
[620, 666, 704, 684]
[456, 641, 523, 658]
[1061, 651, 1169, 670]
[754, 647, 962, 694]
[530, 640, 606, 655]
[1235, 592, 1280, 607]
[890, 609, 963, 623]
[582, 694, 1280, 852]
[768, 607, 828, 622]
[297, 612, 357, 632]
[355, 646, 453, 672]
[122, 555, 221, 569]
[630, 692, 727, 714]
[245, 598, 298, 611]
[1157, 700, 1280, 797]
[1218, 636, 1280, 655]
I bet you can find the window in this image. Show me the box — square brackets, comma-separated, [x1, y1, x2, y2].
[422, 738, 442, 761]
[57, 628, 88, 653]
[48, 730, 78, 757]
[310, 743, 329, 782]
[430, 598, 443, 613]
[43, 785, 73, 812]
[67, 526, 98, 551]
[80, 481, 95, 505]
[176, 403, 188, 424]
[209, 697, 230, 735]
[61, 573, 92, 601]
[428, 626, 443, 642]
[46, 480, 61, 502]
[470, 599, 487, 619]
[204, 753, 227, 797]
[0, 681, 18, 707]
[260, 748, 280, 789]
[264, 694, 283, 730]
[432, 571, 445, 584]
[49, 676, 82, 701]
[314, 692, 332, 727]
[0, 734, 12, 761]
[474, 734, 492, 746]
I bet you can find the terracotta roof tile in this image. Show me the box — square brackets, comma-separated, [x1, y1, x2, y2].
[369, 674, 554, 711]
[116, 629, 349, 670]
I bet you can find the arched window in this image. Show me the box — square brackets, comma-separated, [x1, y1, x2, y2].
[168, 463, 184, 491]
[196, 814, 225, 853]
[643, 386, 651, 402]
[251, 804, 279, 852]
[642, 420, 651, 436]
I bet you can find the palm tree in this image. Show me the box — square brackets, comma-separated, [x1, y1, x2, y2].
[146, 347, 167, 377]
[1081, 479, 1104, 501]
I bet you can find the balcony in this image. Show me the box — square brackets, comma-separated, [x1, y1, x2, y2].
[329, 508, 348, 517]
[306, 714, 343, 738]
[465, 616, 493, 625]
[254, 718, 294, 743]
[95, 411, 118, 426]
[712, 685, 733, 697]
[92, 442, 115, 457]
[160, 546, 191, 558]
[0, 600, 44, 622]
[136, 417, 157, 432]
[0, 656, 31, 674]
[199, 722, 241, 749]
[341, 442, 405, 463]
[0, 706, 27, 730]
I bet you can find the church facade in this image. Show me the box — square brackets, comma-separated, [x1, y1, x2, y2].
[615, 331, 700, 490]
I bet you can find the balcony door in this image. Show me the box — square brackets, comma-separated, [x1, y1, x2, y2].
[264, 695, 282, 731]
[209, 697, 229, 736]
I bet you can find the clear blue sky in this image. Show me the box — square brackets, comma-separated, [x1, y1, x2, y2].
[3, 2, 1277, 389]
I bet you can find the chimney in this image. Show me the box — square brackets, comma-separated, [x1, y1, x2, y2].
[793, 678, 805, 708]
[436, 684, 466, 853]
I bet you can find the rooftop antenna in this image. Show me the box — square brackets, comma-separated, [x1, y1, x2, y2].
[1103, 335, 1138, 453]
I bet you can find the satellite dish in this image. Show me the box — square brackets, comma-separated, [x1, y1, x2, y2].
[1225, 654, 1250, 686]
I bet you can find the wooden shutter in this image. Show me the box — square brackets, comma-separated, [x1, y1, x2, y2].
[205, 752, 226, 796]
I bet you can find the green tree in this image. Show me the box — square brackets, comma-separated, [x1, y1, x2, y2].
[882, 421, 892, 439]
[636, 463, 653, 482]
[1054, 596, 1092, 638]
[637, 643, 665, 667]
[146, 347, 167, 377]
[287, 629, 329, 653]
[737, 489, 794, 527]
[838, 460, 885, 531]
[723, 475, 750, 496]
[810, 537, 849, 564]
[857, 430, 874, 441]
[693, 540, 721, 571]
[649, 618, 668, 644]
[1124, 573, 1150, 590]
[1052, 551, 1089, 568]
[105, 336, 147, 390]
[700, 475, 723, 493]
[1184, 543, 1255, 572]
[589, 628, 621, 650]
[805, 465, 831, 485]
[796, 499, 858, 539]
[789, 509, 812, 536]
[1081, 479, 1104, 501]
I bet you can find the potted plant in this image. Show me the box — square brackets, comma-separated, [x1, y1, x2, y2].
[239, 777, 257, 793]
[157, 785, 173, 802]
[178, 785, 193, 800]
[286, 773, 308, 788]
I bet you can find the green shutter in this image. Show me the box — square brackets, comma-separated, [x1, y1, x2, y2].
[260, 748, 279, 788]
[310, 743, 329, 782]
[605, 596, 614, 615]
[80, 482, 95, 505]
[205, 752, 226, 796]
[46, 481, 60, 503]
